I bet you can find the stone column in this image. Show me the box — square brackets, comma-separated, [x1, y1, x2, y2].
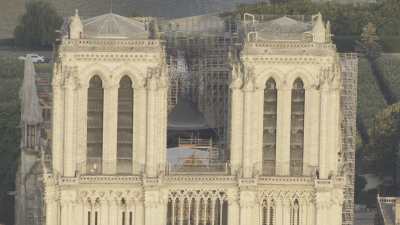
[253, 88, 264, 175]
[83, 201, 89, 225]
[133, 84, 146, 174]
[135, 201, 144, 225]
[63, 80, 75, 177]
[158, 82, 168, 173]
[275, 199, 283, 225]
[276, 87, 291, 176]
[331, 189, 344, 225]
[229, 84, 243, 174]
[319, 85, 330, 179]
[52, 81, 64, 174]
[74, 200, 84, 225]
[299, 200, 306, 225]
[239, 190, 256, 225]
[282, 199, 290, 225]
[146, 77, 158, 177]
[306, 199, 315, 225]
[60, 200, 70, 225]
[227, 190, 239, 225]
[304, 88, 320, 176]
[315, 192, 329, 225]
[328, 87, 340, 175]
[144, 189, 165, 225]
[102, 84, 119, 174]
[109, 199, 119, 225]
[242, 83, 255, 178]
[45, 196, 58, 225]
[77, 84, 88, 174]
[100, 199, 109, 225]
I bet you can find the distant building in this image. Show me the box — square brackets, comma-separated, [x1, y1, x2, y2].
[15, 10, 358, 225]
[376, 195, 400, 225]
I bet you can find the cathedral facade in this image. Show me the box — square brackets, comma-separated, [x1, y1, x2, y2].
[15, 10, 358, 225]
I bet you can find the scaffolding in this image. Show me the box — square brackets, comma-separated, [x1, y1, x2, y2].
[340, 53, 358, 225]
[162, 17, 358, 224]
[162, 14, 240, 161]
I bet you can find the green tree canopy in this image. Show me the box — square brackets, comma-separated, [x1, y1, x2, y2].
[14, 1, 63, 49]
[357, 22, 382, 60]
[366, 103, 400, 178]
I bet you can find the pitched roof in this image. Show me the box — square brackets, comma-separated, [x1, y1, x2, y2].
[82, 13, 149, 39]
[254, 16, 312, 41]
[168, 98, 209, 130]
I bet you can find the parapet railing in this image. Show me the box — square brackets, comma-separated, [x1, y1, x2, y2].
[62, 39, 162, 47]
[165, 162, 230, 175]
[76, 158, 144, 176]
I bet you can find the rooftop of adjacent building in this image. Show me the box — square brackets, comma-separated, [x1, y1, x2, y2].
[61, 11, 332, 44]
[377, 195, 400, 225]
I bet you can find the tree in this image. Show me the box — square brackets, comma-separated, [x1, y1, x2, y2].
[355, 175, 367, 203]
[14, 1, 63, 49]
[366, 103, 400, 178]
[0, 57, 23, 225]
[357, 22, 382, 60]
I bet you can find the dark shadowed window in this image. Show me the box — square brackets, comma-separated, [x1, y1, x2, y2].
[290, 78, 305, 176]
[263, 78, 277, 175]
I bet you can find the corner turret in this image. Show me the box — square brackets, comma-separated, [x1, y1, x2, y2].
[312, 13, 327, 43]
[69, 9, 83, 39]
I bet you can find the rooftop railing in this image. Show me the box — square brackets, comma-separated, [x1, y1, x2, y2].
[165, 162, 230, 175]
[76, 158, 144, 175]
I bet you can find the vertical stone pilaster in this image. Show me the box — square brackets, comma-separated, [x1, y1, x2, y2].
[276, 87, 291, 176]
[229, 86, 243, 174]
[275, 199, 283, 225]
[77, 84, 88, 174]
[146, 76, 157, 177]
[159, 84, 168, 173]
[282, 199, 290, 225]
[133, 86, 146, 173]
[100, 200, 109, 225]
[109, 199, 118, 225]
[254, 89, 264, 175]
[239, 190, 256, 225]
[242, 87, 254, 178]
[315, 191, 331, 225]
[319, 85, 330, 179]
[306, 200, 315, 225]
[52, 83, 64, 174]
[102, 84, 118, 174]
[45, 198, 58, 225]
[63, 82, 75, 177]
[328, 88, 340, 176]
[144, 189, 165, 225]
[60, 201, 69, 225]
[135, 201, 144, 225]
[303, 88, 319, 176]
[227, 190, 239, 225]
[73, 200, 84, 225]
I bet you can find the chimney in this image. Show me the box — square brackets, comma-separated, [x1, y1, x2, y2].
[395, 198, 400, 224]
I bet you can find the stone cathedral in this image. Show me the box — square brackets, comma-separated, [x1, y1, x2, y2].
[15, 10, 358, 225]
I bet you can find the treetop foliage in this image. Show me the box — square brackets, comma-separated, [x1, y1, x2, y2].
[366, 103, 400, 178]
[236, 0, 400, 37]
[357, 23, 382, 60]
[14, 0, 63, 49]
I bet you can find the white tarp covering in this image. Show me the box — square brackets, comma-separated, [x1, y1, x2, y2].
[167, 147, 209, 166]
[20, 56, 42, 124]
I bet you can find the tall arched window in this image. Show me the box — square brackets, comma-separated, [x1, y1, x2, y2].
[87, 76, 103, 174]
[290, 78, 305, 176]
[263, 79, 277, 175]
[117, 76, 133, 174]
